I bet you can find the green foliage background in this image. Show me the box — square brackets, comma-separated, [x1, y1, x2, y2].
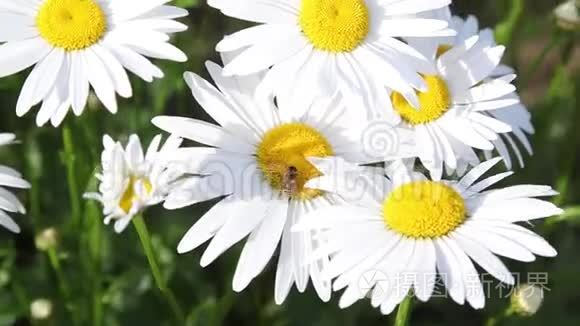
[0, 0, 578, 325]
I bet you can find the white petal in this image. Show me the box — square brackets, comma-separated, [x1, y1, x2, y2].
[216, 24, 297, 52]
[183, 70, 258, 141]
[442, 237, 485, 309]
[292, 206, 380, 232]
[377, 19, 453, 37]
[434, 239, 465, 305]
[290, 201, 309, 292]
[0, 210, 20, 233]
[177, 199, 232, 253]
[69, 53, 90, 115]
[200, 198, 272, 267]
[382, 0, 451, 15]
[467, 171, 514, 194]
[83, 50, 118, 113]
[112, 0, 174, 22]
[275, 210, 296, 304]
[16, 48, 65, 116]
[152, 116, 256, 154]
[457, 225, 535, 262]
[222, 33, 307, 76]
[0, 38, 51, 78]
[438, 114, 494, 150]
[138, 5, 188, 19]
[469, 198, 563, 222]
[208, 0, 298, 24]
[0, 173, 30, 189]
[0, 187, 25, 213]
[125, 135, 144, 169]
[413, 240, 437, 302]
[479, 185, 558, 201]
[92, 45, 132, 98]
[452, 233, 514, 285]
[442, 45, 505, 92]
[105, 43, 163, 82]
[472, 221, 557, 257]
[130, 40, 187, 62]
[454, 79, 517, 104]
[457, 158, 503, 189]
[232, 199, 288, 292]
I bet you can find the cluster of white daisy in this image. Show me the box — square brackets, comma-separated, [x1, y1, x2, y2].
[0, 0, 564, 316]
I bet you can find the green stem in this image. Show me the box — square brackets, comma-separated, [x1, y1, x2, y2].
[86, 200, 103, 326]
[47, 248, 80, 325]
[25, 133, 41, 228]
[394, 295, 414, 326]
[485, 305, 516, 326]
[132, 215, 185, 324]
[62, 124, 81, 229]
[494, 0, 524, 45]
[11, 275, 29, 318]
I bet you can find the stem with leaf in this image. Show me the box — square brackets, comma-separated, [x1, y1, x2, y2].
[394, 295, 414, 326]
[47, 247, 81, 325]
[62, 123, 82, 229]
[132, 214, 185, 324]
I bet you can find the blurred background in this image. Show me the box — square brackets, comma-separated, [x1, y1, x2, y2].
[0, 0, 578, 325]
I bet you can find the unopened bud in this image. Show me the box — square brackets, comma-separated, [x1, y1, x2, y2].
[35, 228, 58, 251]
[30, 298, 52, 320]
[510, 284, 544, 317]
[554, 0, 580, 31]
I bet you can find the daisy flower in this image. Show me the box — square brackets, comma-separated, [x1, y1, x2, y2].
[371, 27, 523, 179]
[294, 157, 562, 314]
[406, 8, 533, 170]
[209, 0, 455, 109]
[0, 0, 188, 127]
[85, 134, 183, 233]
[0, 133, 30, 233]
[152, 56, 378, 304]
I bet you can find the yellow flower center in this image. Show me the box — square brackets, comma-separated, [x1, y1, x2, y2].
[256, 123, 334, 200]
[119, 176, 153, 214]
[383, 181, 466, 239]
[299, 0, 370, 53]
[36, 0, 107, 51]
[436, 44, 453, 58]
[391, 75, 451, 125]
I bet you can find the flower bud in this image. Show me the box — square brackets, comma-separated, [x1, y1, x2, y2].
[35, 228, 58, 251]
[30, 298, 53, 320]
[554, 0, 580, 31]
[510, 284, 545, 317]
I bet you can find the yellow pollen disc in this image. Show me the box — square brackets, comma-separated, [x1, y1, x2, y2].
[256, 123, 334, 200]
[36, 0, 107, 51]
[391, 75, 451, 125]
[383, 181, 466, 239]
[299, 0, 370, 53]
[436, 44, 453, 58]
[119, 177, 153, 214]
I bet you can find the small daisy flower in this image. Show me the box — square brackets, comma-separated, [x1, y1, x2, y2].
[0, 0, 188, 126]
[209, 0, 454, 108]
[295, 157, 562, 314]
[371, 29, 523, 179]
[85, 134, 183, 233]
[152, 56, 378, 304]
[0, 133, 30, 233]
[406, 8, 533, 170]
